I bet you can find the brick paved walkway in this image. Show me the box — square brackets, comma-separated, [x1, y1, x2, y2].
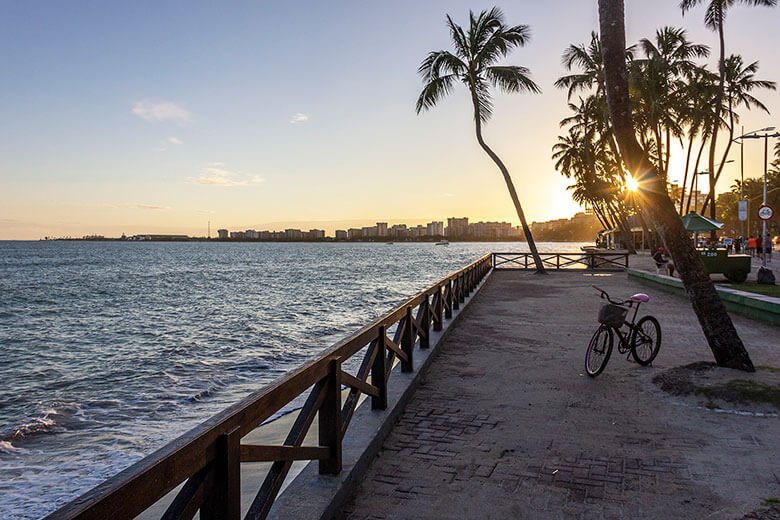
[342, 270, 780, 519]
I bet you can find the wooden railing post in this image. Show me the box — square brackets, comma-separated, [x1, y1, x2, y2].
[453, 277, 461, 310]
[319, 359, 342, 475]
[371, 327, 387, 410]
[459, 274, 466, 304]
[445, 280, 453, 318]
[401, 307, 414, 373]
[200, 426, 241, 520]
[433, 284, 443, 331]
[418, 295, 430, 349]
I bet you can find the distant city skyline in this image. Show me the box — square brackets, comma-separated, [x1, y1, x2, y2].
[2, 1, 778, 239]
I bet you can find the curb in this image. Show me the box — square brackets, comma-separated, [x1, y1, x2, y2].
[626, 268, 780, 327]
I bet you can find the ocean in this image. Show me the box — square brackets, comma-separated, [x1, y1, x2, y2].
[0, 240, 586, 518]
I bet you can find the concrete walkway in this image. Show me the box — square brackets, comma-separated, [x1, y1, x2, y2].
[341, 270, 780, 519]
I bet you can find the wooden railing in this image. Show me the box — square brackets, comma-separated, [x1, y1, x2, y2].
[47, 254, 493, 520]
[492, 252, 629, 271]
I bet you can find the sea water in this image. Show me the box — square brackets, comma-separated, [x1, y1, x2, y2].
[0, 240, 586, 518]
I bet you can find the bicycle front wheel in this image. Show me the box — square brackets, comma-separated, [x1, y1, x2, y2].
[585, 325, 613, 377]
[630, 316, 661, 365]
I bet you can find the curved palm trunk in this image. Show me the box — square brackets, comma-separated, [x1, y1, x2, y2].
[679, 131, 696, 213]
[707, 17, 727, 236]
[474, 122, 546, 272]
[701, 98, 736, 215]
[468, 86, 545, 273]
[599, 0, 754, 371]
[685, 137, 708, 214]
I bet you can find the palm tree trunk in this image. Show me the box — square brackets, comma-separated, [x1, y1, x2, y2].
[598, 0, 754, 372]
[686, 137, 707, 214]
[707, 16, 727, 234]
[468, 88, 546, 273]
[679, 131, 696, 213]
[702, 99, 736, 215]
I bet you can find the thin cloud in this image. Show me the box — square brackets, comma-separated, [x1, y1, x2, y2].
[133, 100, 192, 123]
[136, 204, 166, 210]
[189, 163, 264, 187]
[290, 112, 309, 124]
[168, 137, 183, 145]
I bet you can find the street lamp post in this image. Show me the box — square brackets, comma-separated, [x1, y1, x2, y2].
[736, 127, 779, 273]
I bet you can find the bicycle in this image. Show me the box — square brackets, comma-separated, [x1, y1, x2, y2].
[585, 285, 662, 377]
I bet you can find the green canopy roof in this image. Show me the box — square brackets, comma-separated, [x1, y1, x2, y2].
[681, 211, 724, 232]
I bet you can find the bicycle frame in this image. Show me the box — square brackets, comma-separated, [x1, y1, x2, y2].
[593, 285, 642, 353]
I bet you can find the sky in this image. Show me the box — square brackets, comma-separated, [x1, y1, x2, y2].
[1, 1, 779, 239]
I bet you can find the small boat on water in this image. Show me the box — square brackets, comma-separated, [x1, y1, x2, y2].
[435, 240, 449, 246]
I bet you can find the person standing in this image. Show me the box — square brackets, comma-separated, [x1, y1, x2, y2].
[748, 236, 756, 257]
[757, 234, 763, 260]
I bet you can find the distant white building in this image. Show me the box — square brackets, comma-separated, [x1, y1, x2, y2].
[426, 221, 444, 236]
[335, 230, 348, 240]
[376, 222, 388, 237]
[217, 229, 229, 239]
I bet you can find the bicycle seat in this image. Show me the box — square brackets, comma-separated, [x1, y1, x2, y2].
[630, 293, 650, 303]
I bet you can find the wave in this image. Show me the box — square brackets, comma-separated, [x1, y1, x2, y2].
[0, 440, 26, 454]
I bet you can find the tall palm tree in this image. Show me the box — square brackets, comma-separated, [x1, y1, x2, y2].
[599, 0, 754, 371]
[415, 7, 545, 272]
[700, 54, 776, 213]
[631, 27, 709, 180]
[680, 0, 777, 227]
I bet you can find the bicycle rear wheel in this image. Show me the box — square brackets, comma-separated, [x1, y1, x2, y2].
[630, 316, 661, 365]
[585, 325, 613, 377]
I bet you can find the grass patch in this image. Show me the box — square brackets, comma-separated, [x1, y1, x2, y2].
[762, 497, 780, 507]
[654, 363, 780, 411]
[725, 380, 780, 408]
[716, 281, 780, 298]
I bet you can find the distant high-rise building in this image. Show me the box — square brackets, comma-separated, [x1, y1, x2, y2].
[362, 226, 378, 237]
[335, 230, 348, 240]
[348, 228, 363, 240]
[308, 229, 325, 239]
[217, 229, 229, 239]
[389, 224, 408, 238]
[426, 221, 444, 236]
[376, 222, 388, 237]
[245, 229, 259, 239]
[285, 229, 304, 240]
[446, 217, 469, 237]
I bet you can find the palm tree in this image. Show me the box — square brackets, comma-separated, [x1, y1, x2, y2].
[699, 54, 776, 213]
[598, 0, 754, 371]
[553, 96, 638, 253]
[679, 0, 777, 227]
[415, 7, 545, 272]
[630, 27, 709, 180]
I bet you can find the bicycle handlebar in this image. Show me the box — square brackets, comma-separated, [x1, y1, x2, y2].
[591, 285, 633, 306]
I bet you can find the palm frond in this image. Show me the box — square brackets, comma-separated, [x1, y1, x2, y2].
[415, 74, 459, 114]
[485, 66, 541, 94]
[445, 15, 470, 60]
[417, 50, 467, 81]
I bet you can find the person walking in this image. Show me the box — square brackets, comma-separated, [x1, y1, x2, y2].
[757, 235, 763, 260]
[748, 236, 756, 257]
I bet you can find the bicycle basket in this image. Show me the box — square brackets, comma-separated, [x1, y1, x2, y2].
[598, 303, 628, 327]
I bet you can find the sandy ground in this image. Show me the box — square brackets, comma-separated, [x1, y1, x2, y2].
[342, 269, 780, 519]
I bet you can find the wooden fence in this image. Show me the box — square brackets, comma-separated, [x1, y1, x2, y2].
[46, 254, 493, 520]
[492, 252, 629, 271]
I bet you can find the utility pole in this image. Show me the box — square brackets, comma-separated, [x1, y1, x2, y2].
[737, 127, 779, 282]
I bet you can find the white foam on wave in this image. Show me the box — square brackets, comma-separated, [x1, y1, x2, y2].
[0, 440, 26, 454]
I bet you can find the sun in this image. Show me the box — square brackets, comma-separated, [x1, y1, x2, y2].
[625, 176, 640, 192]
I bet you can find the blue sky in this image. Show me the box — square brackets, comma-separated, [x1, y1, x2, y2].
[1, 1, 778, 238]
